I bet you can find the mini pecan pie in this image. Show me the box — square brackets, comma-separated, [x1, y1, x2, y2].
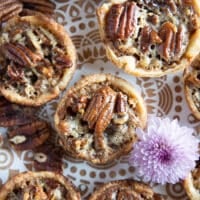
[184, 158, 200, 200]
[89, 179, 164, 200]
[184, 54, 200, 120]
[0, 15, 76, 106]
[54, 74, 147, 164]
[0, 171, 81, 200]
[97, 0, 200, 77]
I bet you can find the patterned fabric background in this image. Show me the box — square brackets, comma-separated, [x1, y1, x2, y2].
[0, 0, 200, 199]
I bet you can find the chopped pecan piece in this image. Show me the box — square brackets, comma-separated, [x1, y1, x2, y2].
[4, 43, 42, 67]
[147, 14, 159, 25]
[106, 2, 137, 40]
[83, 86, 117, 150]
[54, 54, 73, 69]
[69, 95, 88, 114]
[8, 120, 50, 150]
[33, 144, 63, 173]
[0, 96, 35, 127]
[140, 26, 162, 53]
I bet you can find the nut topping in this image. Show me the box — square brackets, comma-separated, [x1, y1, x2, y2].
[7, 64, 25, 82]
[8, 120, 50, 150]
[83, 86, 117, 150]
[140, 26, 162, 53]
[54, 54, 73, 69]
[0, 0, 22, 24]
[4, 43, 42, 67]
[158, 22, 177, 61]
[0, 96, 35, 127]
[106, 2, 137, 40]
[116, 92, 127, 113]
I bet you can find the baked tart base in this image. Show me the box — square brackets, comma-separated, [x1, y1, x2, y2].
[0, 171, 81, 200]
[184, 54, 200, 120]
[55, 73, 147, 164]
[184, 163, 200, 200]
[0, 15, 76, 106]
[88, 179, 164, 200]
[97, 0, 200, 77]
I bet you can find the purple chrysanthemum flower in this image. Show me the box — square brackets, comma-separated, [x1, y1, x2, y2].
[129, 116, 199, 184]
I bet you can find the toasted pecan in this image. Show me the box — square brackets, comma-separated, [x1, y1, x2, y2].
[8, 120, 50, 150]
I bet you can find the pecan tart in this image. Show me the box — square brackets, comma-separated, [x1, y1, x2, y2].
[0, 171, 81, 200]
[54, 74, 147, 164]
[88, 179, 164, 200]
[184, 54, 200, 120]
[97, 0, 200, 77]
[184, 158, 200, 200]
[0, 15, 76, 106]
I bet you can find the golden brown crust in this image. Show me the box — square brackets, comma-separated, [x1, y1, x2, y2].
[88, 179, 164, 200]
[55, 73, 147, 164]
[184, 54, 200, 120]
[184, 170, 200, 200]
[0, 15, 76, 106]
[96, 0, 200, 77]
[0, 171, 81, 200]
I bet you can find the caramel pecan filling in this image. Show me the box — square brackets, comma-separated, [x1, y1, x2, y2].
[105, 0, 198, 69]
[58, 82, 140, 159]
[6, 178, 68, 200]
[0, 21, 72, 99]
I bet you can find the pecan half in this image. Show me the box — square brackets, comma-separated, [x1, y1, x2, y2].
[4, 43, 42, 67]
[21, 0, 56, 16]
[8, 120, 50, 150]
[0, 0, 22, 23]
[33, 144, 63, 173]
[158, 22, 177, 61]
[0, 96, 35, 127]
[158, 22, 184, 61]
[83, 86, 117, 150]
[106, 2, 137, 40]
[115, 92, 127, 113]
[140, 26, 162, 53]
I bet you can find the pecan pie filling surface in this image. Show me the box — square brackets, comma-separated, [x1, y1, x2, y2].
[0, 15, 76, 106]
[55, 74, 147, 164]
[97, 0, 200, 76]
[0, 171, 81, 200]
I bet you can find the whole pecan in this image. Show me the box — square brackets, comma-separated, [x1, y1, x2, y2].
[0, 0, 22, 23]
[4, 43, 42, 67]
[21, 0, 56, 16]
[106, 2, 137, 40]
[0, 96, 35, 127]
[115, 92, 127, 113]
[8, 120, 50, 150]
[158, 22, 184, 61]
[83, 86, 116, 150]
[54, 54, 73, 69]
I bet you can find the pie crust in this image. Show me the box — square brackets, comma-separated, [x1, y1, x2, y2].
[97, 0, 200, 77]
[0, 171, 81, 200]
[184, 54, 200, 120]
[184, 163, 200, 200]
[54, 73, 147, 164]
[0, 15, 76, 106]
[88, 179, 164, 200]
